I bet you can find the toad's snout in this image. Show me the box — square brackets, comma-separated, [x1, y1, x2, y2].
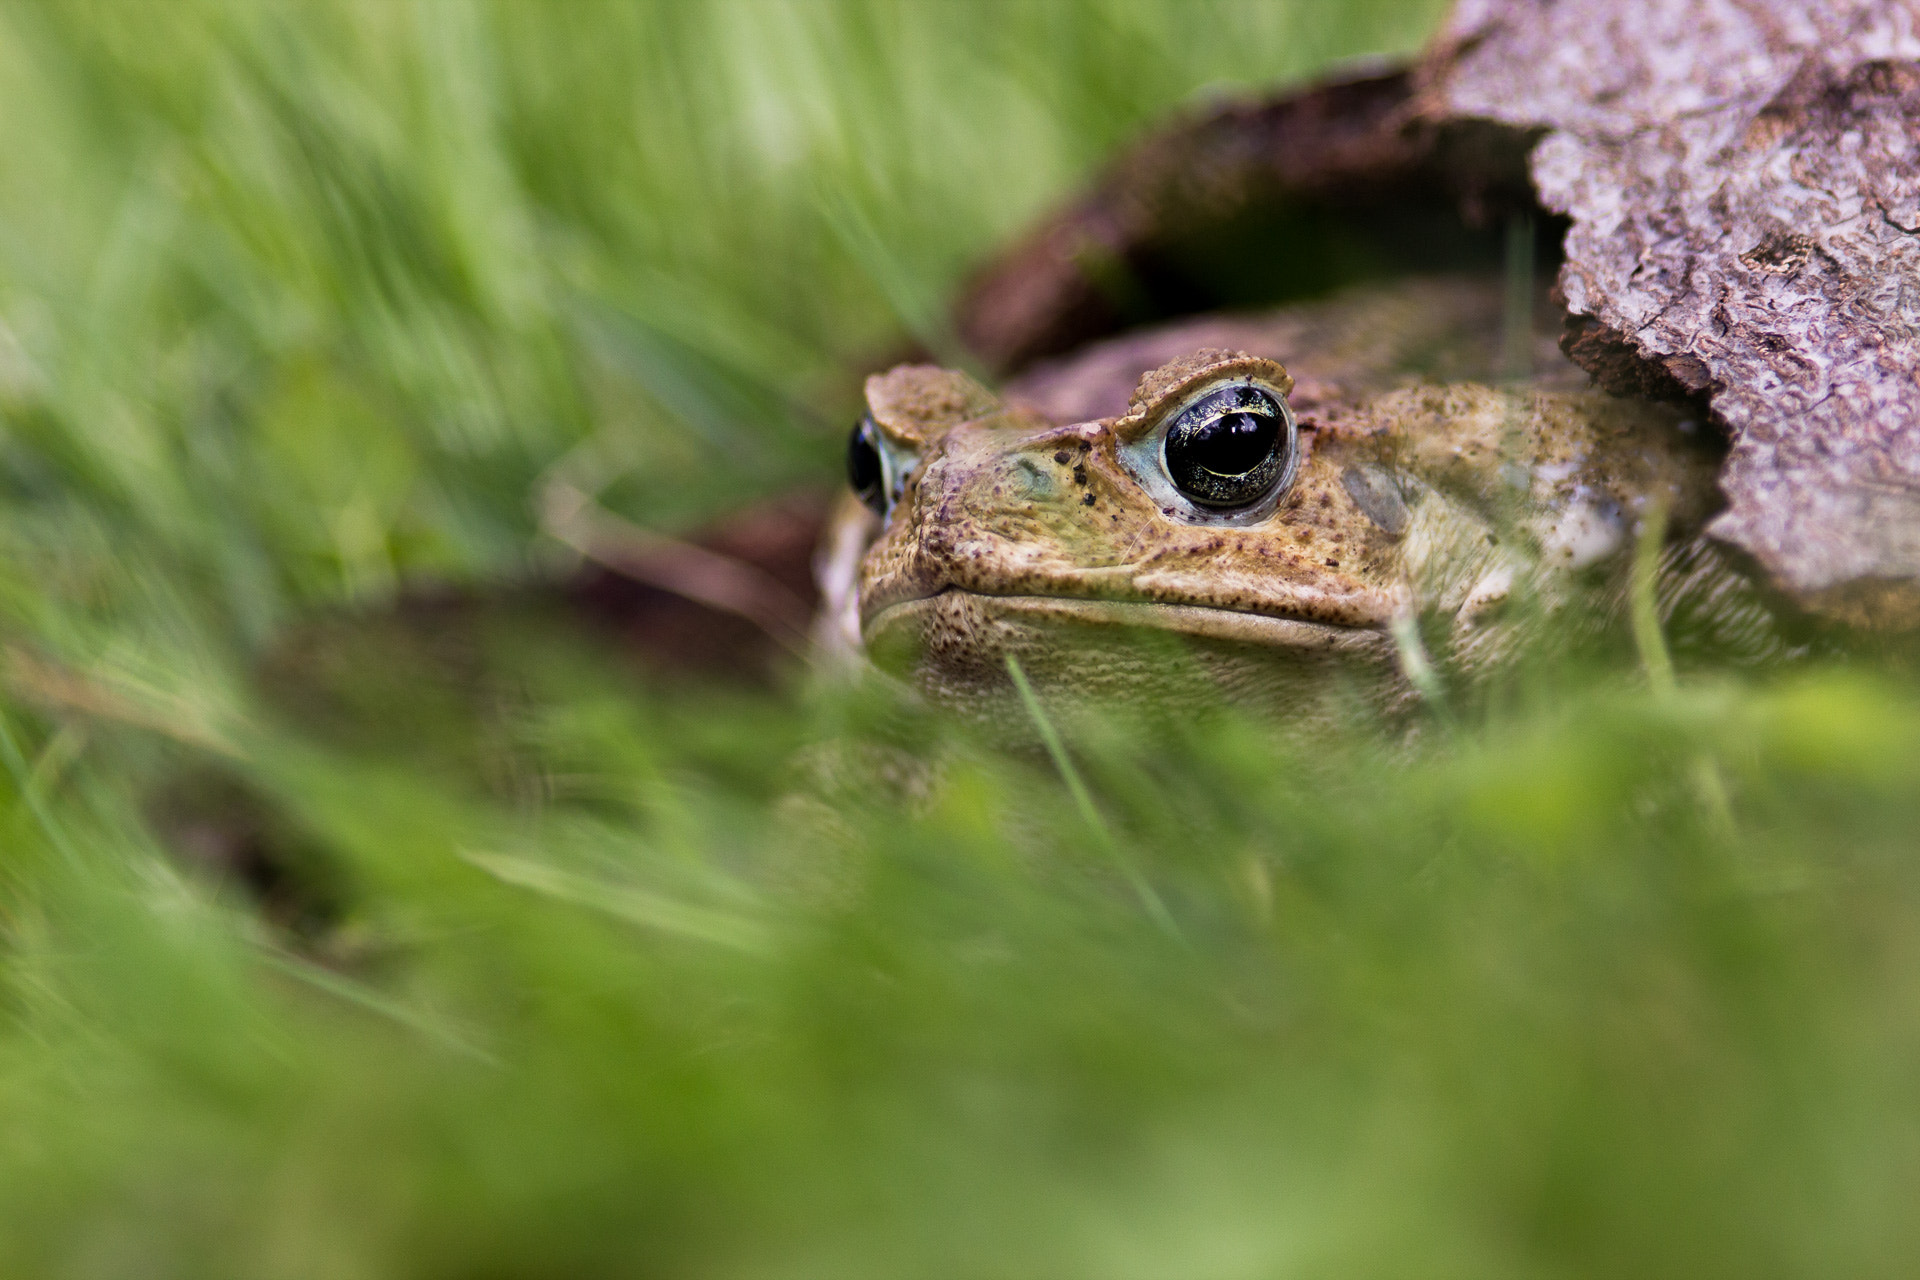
[910, 421, 1150, 570]
[855, 416, 1153, 625]
[920, 418, 1109, 512]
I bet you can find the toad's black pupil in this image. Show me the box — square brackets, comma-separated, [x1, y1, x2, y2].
[1191, 411, 1276, 473]
[847, 417, 886, 515]
[1163, 385, 1289, 509]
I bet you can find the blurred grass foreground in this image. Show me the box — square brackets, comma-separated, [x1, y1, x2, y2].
[2, 3, 1920, 1277]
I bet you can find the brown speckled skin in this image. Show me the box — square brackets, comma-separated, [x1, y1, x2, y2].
[859, 370, 1403, 634]
[835, 277, 1755, 726]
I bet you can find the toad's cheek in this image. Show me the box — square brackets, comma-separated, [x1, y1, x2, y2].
[862, 589, 1398, 722]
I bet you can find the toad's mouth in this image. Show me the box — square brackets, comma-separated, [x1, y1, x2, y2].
[863, 588, 1386, 653]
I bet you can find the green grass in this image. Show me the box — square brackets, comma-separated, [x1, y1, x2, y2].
[3, 3, 1920, 1278]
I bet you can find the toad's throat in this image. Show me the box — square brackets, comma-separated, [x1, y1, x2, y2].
[864, 588, 1384, 652]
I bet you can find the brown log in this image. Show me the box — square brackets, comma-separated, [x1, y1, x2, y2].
[954, 66, 1542, 374]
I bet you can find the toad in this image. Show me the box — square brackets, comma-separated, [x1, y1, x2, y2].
[819, 276, 1786, 724]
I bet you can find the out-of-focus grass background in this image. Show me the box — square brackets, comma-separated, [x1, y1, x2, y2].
[3, 3, 1920, 1277]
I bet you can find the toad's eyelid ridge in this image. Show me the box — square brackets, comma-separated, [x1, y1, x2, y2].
[1111, 351, 1296, 444]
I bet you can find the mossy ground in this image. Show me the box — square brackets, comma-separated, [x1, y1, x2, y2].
[0, 4, 1917, 1278]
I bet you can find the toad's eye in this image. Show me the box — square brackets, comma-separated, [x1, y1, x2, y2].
[847, 416, 886, 515]
[1161, 383, 1294, 509]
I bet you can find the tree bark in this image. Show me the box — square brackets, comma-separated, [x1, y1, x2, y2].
[1421, 0, 1920, 626]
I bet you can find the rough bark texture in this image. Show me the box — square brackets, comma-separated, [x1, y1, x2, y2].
[1422, 1, 1920, 626]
